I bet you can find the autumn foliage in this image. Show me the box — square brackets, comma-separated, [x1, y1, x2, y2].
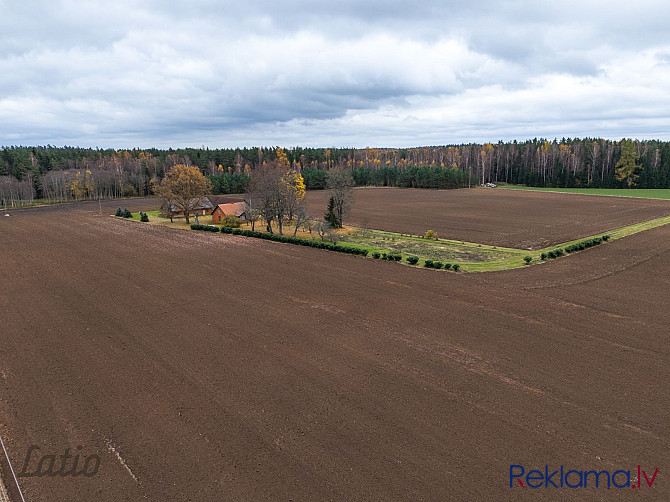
[152, 164, 212, 224]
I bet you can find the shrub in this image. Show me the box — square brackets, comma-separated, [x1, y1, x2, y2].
[541, 252, 547, 260]
[602, 234, 610, 241]
[140, 212, 149, 222]
[407, 256, 419, 265]
[115, 207, 122, 217]
[433, 261, 443, 269]
[425, 229, 438, 239]
[372, 252, 381, 259]
[452, 264, 461, 272]
[393, 254, 402, 262]
[221, 214, 241, 228]
[123, 208, 132, 218]
[524, 256, 532, 264]
[444, 263, 452, 270]
[424, 259, 434, 268]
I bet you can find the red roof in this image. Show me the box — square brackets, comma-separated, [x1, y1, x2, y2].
[212, 202, 246, 216]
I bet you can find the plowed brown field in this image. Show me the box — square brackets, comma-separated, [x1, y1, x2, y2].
[305, 187, 670, 249]
[0, 192, 668, 501]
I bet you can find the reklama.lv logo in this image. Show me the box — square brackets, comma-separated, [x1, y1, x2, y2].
[510, 465, 658, 489]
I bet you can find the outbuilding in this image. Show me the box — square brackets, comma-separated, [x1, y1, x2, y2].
[211, 202, 247, 223]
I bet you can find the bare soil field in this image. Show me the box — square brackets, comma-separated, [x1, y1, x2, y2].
[0, 198, 668, 501]
[305, 187, 670, 249]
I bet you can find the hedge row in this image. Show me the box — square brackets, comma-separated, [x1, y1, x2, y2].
[191, 224, 467, 270]
[373, 252, 402, 261]
[541, 234, 610, 260]
[423, 259, 460, 271]
[190, 224, 220, 232]
[217, 226, 369, 256]
[564, 235, 610, 253]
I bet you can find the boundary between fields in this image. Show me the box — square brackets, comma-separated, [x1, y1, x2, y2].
[117, 209, 670, 273]
[497, 186, 670, 200]
[0, 435, 26, 502]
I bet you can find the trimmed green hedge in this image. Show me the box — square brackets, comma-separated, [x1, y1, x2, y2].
[191, 224, 220, 232]
[564, 235, 609, 254]
[219, 227, 369, 256]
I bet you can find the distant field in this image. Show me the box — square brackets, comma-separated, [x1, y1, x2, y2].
[305, 187, 670, 249]
[498, 185, 670, 199]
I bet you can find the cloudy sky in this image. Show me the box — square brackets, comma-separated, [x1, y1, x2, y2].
[1, 1, 669, 148]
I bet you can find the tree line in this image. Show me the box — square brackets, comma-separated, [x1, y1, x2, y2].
[2, 138, 668, 207]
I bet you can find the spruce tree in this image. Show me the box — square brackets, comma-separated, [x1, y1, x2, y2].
[324, 196, 340, 228]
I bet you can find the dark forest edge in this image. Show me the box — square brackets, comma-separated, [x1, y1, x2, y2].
[1, 138, 667, 207]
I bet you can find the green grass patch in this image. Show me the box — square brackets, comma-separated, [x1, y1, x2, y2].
[338, 228, 529, 272]
[498, 186, 670, 200]
[129, 210, 161, 221]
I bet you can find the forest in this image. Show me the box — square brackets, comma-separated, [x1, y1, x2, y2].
[1, 138, 669, 207]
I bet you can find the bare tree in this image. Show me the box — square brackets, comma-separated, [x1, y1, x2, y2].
[243, 197, 261, 231]
[314, 220, 332, 241]
[325, 169, 354, 228]
[247, 165, 282, 233]
[292, 205, 311, 236]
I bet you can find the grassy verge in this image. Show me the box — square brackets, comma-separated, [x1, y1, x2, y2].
[497, 186, 670, 200]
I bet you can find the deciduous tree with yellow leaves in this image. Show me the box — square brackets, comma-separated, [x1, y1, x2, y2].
[152, 164, 212, 224]
[615, 139, 641, 187]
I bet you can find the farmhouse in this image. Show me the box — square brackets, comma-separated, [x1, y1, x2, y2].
[162, 197, 213, 217]
[211, 202, 247, 223]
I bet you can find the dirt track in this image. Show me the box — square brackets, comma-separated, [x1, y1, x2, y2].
[0, 194, 668, 500]
[306, 187, 670, 249]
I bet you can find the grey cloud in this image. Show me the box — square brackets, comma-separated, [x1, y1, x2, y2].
[1, 0, 670, 147]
